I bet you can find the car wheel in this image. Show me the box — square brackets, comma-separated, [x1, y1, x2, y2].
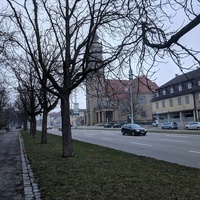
[185, 127, 189, 130]
[132, 131, 137, 136]
[169, 127, 172, 129]
[197, 127, 200, 130]
[122, 131, 125, 135]
[143, 133, 146, 136]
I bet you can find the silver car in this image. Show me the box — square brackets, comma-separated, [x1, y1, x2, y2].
[161, 122, 178, 129]
[185, 122, 200, 130]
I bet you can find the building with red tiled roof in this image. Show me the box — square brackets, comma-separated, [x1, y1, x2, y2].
[85, 35, 158, 125]
[85, 75, 158, 125]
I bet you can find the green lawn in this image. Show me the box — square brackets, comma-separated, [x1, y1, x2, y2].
[21, 130, 200, 200]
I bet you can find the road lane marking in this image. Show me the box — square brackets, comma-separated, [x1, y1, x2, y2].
[189, 150, 200, 154]
[161, 139, 187, 143]
[164, 135, 188, 138]
[101, 137, 113, 141]
[130, 142, 152, 147]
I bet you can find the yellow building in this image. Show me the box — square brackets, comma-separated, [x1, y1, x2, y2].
[151, 68, 200, 128]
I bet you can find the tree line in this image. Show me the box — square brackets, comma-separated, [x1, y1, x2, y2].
[0, 0, 199, 157]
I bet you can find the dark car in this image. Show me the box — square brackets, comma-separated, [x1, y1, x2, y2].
[121, 123, 147, 136]
[185, 122, 200, 130]
[112, 123, 122, 128]
[161, 122, 178, 129]
[104, 123, 112, 128]
[16, 125, 22, 129]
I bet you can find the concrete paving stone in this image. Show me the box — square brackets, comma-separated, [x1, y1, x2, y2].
[19, 134, 41, 200]
[25, 195, 35, 200]
[24, 187, 33, 193]
[32, 184, 39, 190]
[29, 170, 34, 176]
[23, 177, 31, 183]
[35, 194, 41, 200]
[23, 174, 29, 178]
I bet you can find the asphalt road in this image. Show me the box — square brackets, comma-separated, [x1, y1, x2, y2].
[47, 127, 200, 169]
[0, 131, 23, 200]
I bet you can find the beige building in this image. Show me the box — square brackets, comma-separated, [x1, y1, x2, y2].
[85, 75, 158, 125]
[151, 68, 200, 128]
[85, 34, 158, 126]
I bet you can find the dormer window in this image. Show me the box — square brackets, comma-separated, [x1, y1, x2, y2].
[178, 85, 182, 91]
[170, 87, 174, 93]
[188, 82, 192, 89]
[156, 92, 159, 97]
[163, 89, 166, 95]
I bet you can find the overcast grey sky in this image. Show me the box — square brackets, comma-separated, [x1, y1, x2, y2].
[1, 0, 199, 110]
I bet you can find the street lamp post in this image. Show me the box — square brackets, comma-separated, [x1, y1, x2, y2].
[129, 58, 134, 124]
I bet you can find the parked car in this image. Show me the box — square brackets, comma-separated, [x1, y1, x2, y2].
[15, 125, 22, 129]
[47, 125, 53, 129]
[152, 120, 158, 127]
[161, 122, 178, 129]
[185, 122, 200, 130]
[121, 123, 147, 136]
[112, 123, 122, 128]
[104, 123, 112, 128]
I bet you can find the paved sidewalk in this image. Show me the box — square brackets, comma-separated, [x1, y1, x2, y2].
[0, 130, 41, 200]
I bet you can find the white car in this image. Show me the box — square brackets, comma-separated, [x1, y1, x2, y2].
[185, 122, 200, 130]
[152, 120, 158, 127]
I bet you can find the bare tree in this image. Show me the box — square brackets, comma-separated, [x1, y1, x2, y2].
[2, 0, 200, 157]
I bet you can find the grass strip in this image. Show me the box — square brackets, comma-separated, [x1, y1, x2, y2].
[21, 130, 200, 200]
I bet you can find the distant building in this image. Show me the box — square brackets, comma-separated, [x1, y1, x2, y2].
[85, 75, 158, 125]
[85, 34, 158, 125]
[151, 68, 200, 128]
[53, 109, 86, 128]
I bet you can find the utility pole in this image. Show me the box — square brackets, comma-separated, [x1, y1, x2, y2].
[129, 58, 134, 124]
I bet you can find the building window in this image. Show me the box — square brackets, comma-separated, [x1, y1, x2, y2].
[198, 80, 200, 86]
[185, 95, 190, 104]
[141, 112, 146, 118]
[156, 102, 159, 109]
[199, 93, 200, 101]
[162, 100, 165, 108]
[178, 85, 182, 91]
[163, 90, 166, 95]
[139, 96, 146, 105]
[156, 92, 159, 97]
[188, 82, 192, 89]
[177, 97, 182, 105]
[170, 87, 174, 93]
[169, 99, 173, 107]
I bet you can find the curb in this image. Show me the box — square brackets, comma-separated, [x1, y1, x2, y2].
[19, 133, 41, 200]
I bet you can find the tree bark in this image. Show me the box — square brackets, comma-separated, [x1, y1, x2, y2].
[41, 109, 48, 144]
[30, 115, 37, 138]
[61, 95, 73, 157]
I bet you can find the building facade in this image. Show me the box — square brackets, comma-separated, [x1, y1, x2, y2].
[85, 76, 158, 125]
[151, 68, 200, 128]
[85, 35, 158, 126]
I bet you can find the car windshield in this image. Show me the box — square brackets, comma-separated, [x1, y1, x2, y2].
[131, 124, 141, 128]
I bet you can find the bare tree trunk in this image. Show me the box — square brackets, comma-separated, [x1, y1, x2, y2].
[23, 114, 28, 131]
[41, 109, 48, 144]
[30, 115, 37, 138]
[61, 95, 73, 157]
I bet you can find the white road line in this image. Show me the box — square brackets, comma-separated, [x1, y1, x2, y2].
[130, 142, 152, 147]
[188, 150, 200, 154]
[161, 139, 187, 143]
[101, 137, 113, 141]
[164, 135, 188, 138]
